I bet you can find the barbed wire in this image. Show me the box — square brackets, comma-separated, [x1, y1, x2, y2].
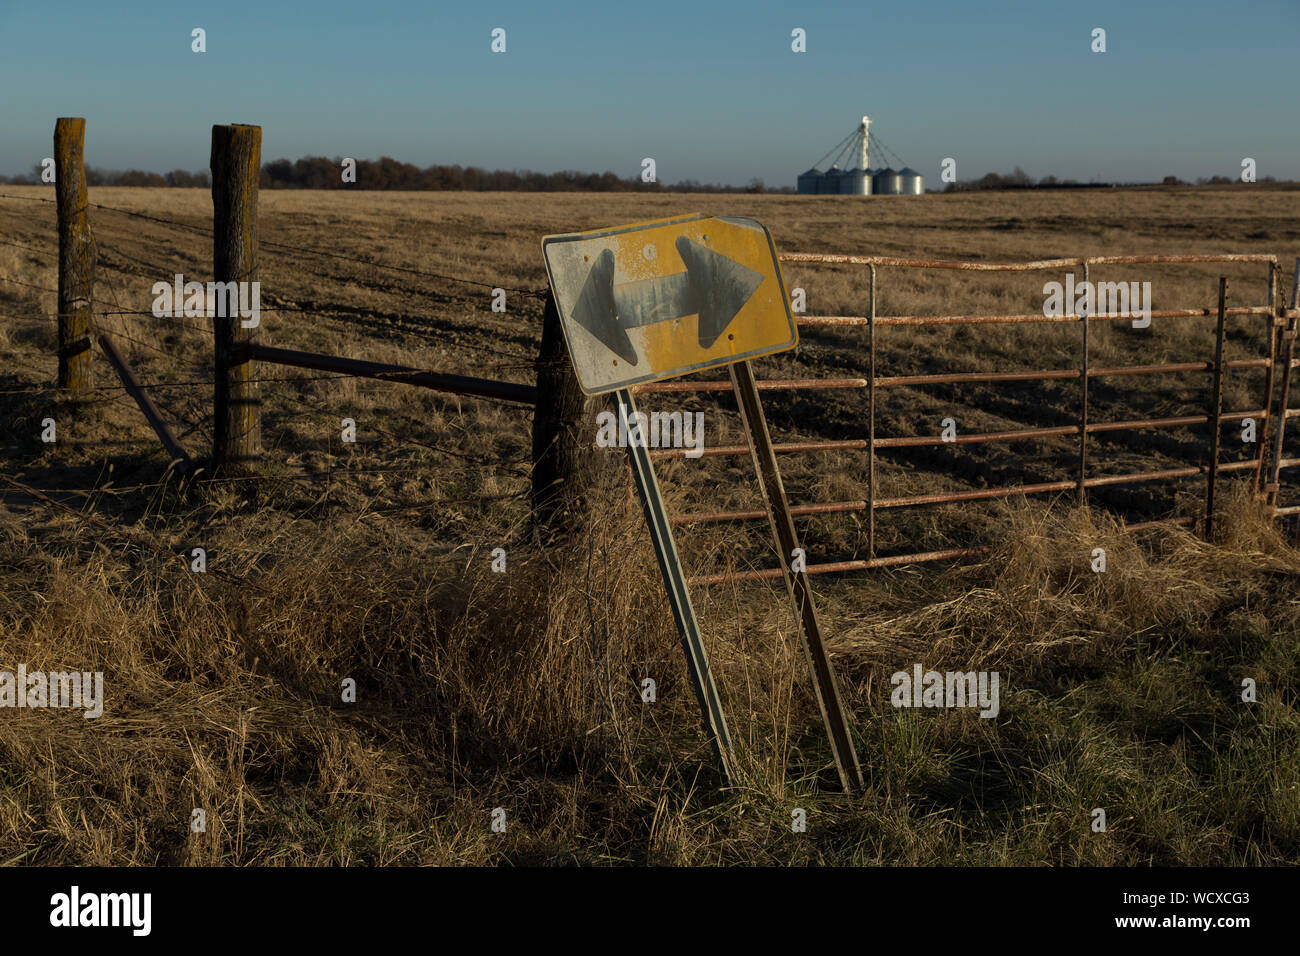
[0, 192, 210, 237]
[0, 237, 59, 259]
[4, 194, 543, 505]
[0, 192, 550, 300]
[0, 311, 62, 322]
[259, 235, 548, 300]
[0, 472, 260, 594]
[97, 320, 172, 359]
[89, 303, 539, 364]
[307, 309, 539, 362]
[0, 274, 60, 295]
[3, 233, 543, 367]
[0, 370, 381, 397]
[270, 386, 534, 478]
[0, 465, 530, 498]
[100, 242, 197, 278]
[99, 310, 218, 336]
[94, 269, 173, 361]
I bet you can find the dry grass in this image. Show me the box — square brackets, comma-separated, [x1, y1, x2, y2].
[1, 184, 1298, 865]
[1, 481, 1296, 865]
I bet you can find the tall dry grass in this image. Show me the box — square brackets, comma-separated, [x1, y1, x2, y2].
[1, 479, 1296, 865]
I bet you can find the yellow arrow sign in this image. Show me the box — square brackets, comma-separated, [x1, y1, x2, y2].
[542, 214, 798, 395]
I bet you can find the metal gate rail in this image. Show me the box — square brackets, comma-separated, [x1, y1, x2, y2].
[650, 252, 1299, 585]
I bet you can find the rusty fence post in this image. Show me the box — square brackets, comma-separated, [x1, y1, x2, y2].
[1265, 259, 1300, 513]
[1255, 262, 1280, 497]
[1206, 277, 1228, 538]
[54, 117, 95, 391]
[866, 264, 877, 559]
[1078, 262, 1090, 507]
[211, 124, 262, 470]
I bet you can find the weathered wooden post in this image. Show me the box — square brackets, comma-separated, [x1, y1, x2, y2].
[211, 124, 262, 469]
[54, 117, 95, 390]
[531, 291, 607, 539]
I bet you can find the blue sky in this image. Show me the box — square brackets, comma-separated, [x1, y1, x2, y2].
[2, 0, 1297, 186]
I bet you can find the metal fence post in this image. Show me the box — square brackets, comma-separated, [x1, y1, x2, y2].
[730, 359, 864, 794]
[867, 264, 877, 559]
[1265, 259, 1300, 512]
[615, 387, 737, 789]
[1206, 278, 1228, 537]
[1078, 262, 1090, 507]
[1255, 262, 1280, 497]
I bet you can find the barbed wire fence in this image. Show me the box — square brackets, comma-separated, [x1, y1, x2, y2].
[0, 128, 562, 563]
[3, 119, 1299, 590]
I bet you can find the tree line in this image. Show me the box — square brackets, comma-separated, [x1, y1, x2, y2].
[942, 166, 1284, 190]
[2, 159, 1285, 191]
[0, 158, 786, 193]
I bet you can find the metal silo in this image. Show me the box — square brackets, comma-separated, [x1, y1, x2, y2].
[898, 167, 924, 195]
[841, 168, 871, 195]
[820, 165, 842, 195]
[797, 167, 822, 195]
[873, 167, 901, 195]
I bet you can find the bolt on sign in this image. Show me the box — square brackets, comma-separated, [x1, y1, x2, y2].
[542, 213, 799, 394]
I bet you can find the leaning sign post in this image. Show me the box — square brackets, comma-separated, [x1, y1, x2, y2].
[542, 213, 864, 793]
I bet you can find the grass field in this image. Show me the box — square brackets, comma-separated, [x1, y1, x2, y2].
[1, 184, 1298, 864]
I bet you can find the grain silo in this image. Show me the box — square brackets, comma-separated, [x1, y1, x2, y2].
[841, 167, 872, 195]
[873, 167, 901, 195]
[797, 167, 823, 195]
[840, 116, 872, 194]
[796, 117, 919, 197]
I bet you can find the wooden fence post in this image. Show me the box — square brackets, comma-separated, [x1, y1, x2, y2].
[54, 117, 95, 391]
[531, 291, 609, 540]
[211, 124, 262, 470]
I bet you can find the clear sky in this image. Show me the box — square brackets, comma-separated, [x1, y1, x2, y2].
[2, 0, 1297, 186]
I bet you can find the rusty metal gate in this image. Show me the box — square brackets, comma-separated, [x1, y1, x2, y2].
[634, 252, 1300, 586]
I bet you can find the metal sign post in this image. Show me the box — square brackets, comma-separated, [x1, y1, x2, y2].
[729, 359, 865, 794]
[541, 213, 799, 786]
[542, 213, 860, 791]
[616, 387, 737, 788]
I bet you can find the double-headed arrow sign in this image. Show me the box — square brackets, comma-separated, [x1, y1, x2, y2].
[540, 215, 863, 796]
[573, 237, 764, 366]
[542, 214, 797, 395]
